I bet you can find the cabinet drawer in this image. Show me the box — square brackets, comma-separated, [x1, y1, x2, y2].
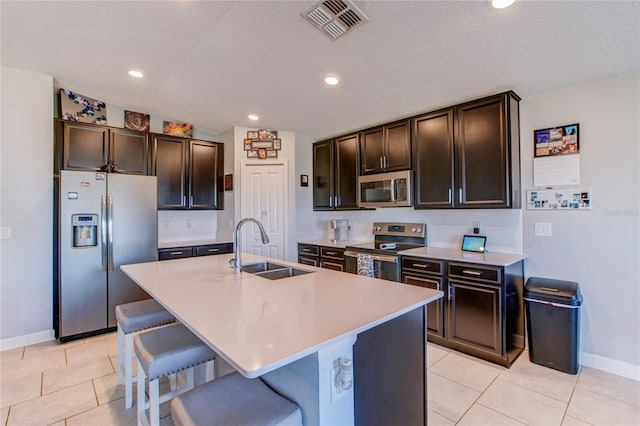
[320, 246, 345, 260]
[196, 243, 233, 256]
[401, 257, 443, 275]
[298, 256, 319, 267]
[448, 263, 501, 284]
[298, 244, 319, 256]
[158, 248, 194, 260]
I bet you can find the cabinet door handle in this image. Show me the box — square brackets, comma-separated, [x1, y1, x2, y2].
[326, 251, 336, 255]
[170, 251, 184, 255]
[207, 248, 219, 252]
[413, 263, 428, 268]
[329, 195, 333, 208]
[303, 248, 311, 252]
[448, 189, 452, 204]
[183, 196, 187, 207]
[448, 284, 452, 301]
[190, 195, 194, 206]
[459, 188, 463, 203]
[384, 156, 388, 169]
[462, 269, 482, 276]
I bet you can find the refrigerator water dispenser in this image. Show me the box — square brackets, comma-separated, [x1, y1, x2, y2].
[72, 214, 98, 247]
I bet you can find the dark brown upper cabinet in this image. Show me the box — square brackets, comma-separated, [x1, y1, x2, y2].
[57, 120, 149, 175]
[152, 135, 223, 210]
[313, 133, 360, 211]
[360, 119, 411, 175]
[413, 92, 521, 209]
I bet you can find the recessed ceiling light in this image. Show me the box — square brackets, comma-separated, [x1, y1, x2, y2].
[248, 114, 259, 121]
[128, 70, 144, 78]
[324, 75, 340, 86]
[492, 0, 516, 9]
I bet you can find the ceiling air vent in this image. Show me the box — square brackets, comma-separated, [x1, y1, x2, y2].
[303, 0, 368, 40]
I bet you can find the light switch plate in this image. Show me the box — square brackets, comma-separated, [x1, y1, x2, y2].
[534, 223, 552, 237]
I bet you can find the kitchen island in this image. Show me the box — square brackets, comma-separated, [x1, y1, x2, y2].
[122, 253, 442, 426]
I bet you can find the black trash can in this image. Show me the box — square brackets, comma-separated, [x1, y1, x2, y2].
[524, 277, 583, 374]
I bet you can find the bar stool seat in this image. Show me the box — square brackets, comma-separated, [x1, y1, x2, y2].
[135, 323, 216, 426]
[170, 372, 302, 426]
[116, 299, 175, 408]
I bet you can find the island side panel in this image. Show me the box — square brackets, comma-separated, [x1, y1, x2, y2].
[354, 306, 426, 426]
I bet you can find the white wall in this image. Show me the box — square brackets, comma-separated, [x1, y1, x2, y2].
[520, 70, 640, 380]
[0, 66, 54, 348]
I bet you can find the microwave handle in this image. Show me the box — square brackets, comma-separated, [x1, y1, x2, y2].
[390, 178, 396, 202]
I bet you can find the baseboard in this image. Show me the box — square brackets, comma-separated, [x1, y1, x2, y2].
[580, 351, 640, 382]
[0, 329, 55, 351]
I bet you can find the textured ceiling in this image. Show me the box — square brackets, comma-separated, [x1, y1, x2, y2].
[1, 1, 638, 140]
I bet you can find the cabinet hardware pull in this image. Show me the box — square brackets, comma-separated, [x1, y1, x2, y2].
[380, 157, 383, 169]
[413, 263, 427, 268]
[329, 195, 333, 208]
[303, 248, 311, 252]
[448, 189, 452, 204]
[190, 195, 194, 206]
[448, 284, 452, 301]
[170, 251, 184, 255]
[207, 248, 219, 252]
[183, 196, 187, 207]
[459, 188, 463, 203]
[384, 156, 388, 169]
[326, 251, 336, 255]
[462, 269, 482, 276]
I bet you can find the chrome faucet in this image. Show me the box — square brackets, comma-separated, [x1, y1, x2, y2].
[231, 218, 270, 270]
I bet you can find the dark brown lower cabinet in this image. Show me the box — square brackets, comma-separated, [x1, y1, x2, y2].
[402, 256, 524, 367]
[448, 280, 501, 354]
[297, 243, 346, 271]
[354, 306, 425, 426]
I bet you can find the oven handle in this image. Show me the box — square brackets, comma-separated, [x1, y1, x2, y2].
[344, 251, 398, 263]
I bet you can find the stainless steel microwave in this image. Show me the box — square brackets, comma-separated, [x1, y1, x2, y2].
[357, 170, 412, 208]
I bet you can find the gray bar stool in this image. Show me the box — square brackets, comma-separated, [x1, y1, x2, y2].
[170, 372, 302, 426]
[135, 323, 216, 426]
[116, 299, 176, 408]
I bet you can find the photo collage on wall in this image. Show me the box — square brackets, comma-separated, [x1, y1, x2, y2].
[245, 130, 280, 159]
[526, 187, 591, 210]
[534, 123, 579, 157]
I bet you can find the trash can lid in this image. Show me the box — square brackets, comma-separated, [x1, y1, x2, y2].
[525, 277, 583, 306]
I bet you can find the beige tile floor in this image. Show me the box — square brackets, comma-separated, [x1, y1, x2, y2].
[1, 332, 638, 425]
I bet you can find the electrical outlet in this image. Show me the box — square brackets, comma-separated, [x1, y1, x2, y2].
[472, 221, 482, 235]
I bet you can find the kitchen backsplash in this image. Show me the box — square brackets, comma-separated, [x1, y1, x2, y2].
[301, 208, 523, 254]
[158, 210, 218, 244]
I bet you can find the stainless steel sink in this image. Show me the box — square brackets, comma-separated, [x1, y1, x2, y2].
[240, 261, 313, 280]
[240, 262, 288, 274]
[254, 268, 313, 280]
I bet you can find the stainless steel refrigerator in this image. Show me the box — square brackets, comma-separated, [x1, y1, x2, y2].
[55, 170, 157, 340]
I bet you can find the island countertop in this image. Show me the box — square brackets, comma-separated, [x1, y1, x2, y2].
[121, 253, 442, 378]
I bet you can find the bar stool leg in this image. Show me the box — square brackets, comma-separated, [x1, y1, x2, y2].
[137, 365, 147, 426]
[149, 378, 160, 426]
[117, 324, 124, 385]
[124, 332, 135, 409]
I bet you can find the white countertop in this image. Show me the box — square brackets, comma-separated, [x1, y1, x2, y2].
[158, 239, 231, 249]
[298, 239, 370, 249]
[121, 253, 442, 378]
[402, 246, 526, 266]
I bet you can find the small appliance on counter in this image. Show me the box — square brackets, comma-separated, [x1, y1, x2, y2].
[328, 219, 350, 243]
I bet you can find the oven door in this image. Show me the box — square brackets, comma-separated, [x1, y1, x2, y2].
[344, 251, 400, 282]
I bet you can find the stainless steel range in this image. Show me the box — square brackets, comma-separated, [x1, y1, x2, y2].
[345, 222, 427, 281]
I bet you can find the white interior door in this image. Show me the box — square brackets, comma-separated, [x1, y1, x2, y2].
[240, 163, 286, 259]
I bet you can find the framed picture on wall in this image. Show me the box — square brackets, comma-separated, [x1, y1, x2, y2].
[534, 123, 579, 157]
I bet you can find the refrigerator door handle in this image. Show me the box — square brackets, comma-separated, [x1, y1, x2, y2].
[101, 196, 108, 272]
[107, 196, 114, 272]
